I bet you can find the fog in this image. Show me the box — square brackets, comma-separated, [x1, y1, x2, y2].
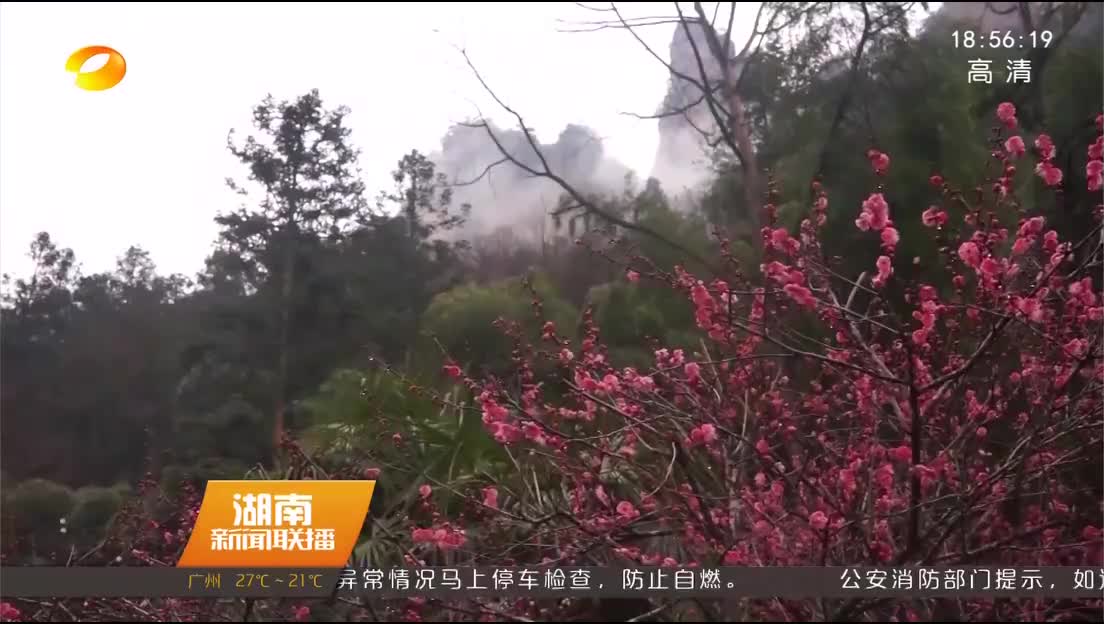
[431, 120, 643, 245]
[431, 21, 728, 246]
[429, 1, 1104, 248]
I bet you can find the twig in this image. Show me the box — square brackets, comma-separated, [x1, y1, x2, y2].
[457, 48, 717, 271]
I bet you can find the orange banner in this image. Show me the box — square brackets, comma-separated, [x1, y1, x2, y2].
[178, 480, 376, 568]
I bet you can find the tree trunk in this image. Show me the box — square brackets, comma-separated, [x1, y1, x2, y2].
[724, 61, 762, 236]
[272, 234, 296, 461]
[407, 178, 418, 242]
[691, 3, 762, 241]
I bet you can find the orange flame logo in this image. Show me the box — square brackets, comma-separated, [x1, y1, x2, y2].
[66, 46, 126, 91]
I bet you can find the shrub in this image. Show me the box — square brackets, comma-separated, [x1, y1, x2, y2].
[6, 479, 74, 534]
[68, 486, 126, 543]
[419, 272, 578, 378]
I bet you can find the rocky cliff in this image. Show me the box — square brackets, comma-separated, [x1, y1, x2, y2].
[431, 22, 732, 242]
[649, 20, 736, 199]
[430, 121, 632, 244]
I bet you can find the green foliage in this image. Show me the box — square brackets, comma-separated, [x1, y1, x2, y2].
[570, 191, 710, 365]
[708, 21, 1002, 285]
[379, 150, 471, 241]
[160, 459, 253, 495]
[419, 273, 578, 378]
[1039, 44, 1104, 239]
[633, 185, 714, 273]
[6, 479, 75, 532]
[172, 397, 269, 470]
[588, 280, 699, 368]
[68, 486, 126, 542]
[220, 90, 369, 256]
[303, 369, 437, 437]
[301, 366, 510, 568]
[1, 235, 192, 486]
[303, 368, 506, 478]
[1043, 48, 1104, 139]
[547, 184, 712, 367]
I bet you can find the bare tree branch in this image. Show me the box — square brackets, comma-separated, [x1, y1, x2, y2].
[449, 157, 510, 188]
[594, 0, 780, 228]
[605, 4, 716, 101]
[557, 17, 686, 33]
[679, 3, 764, 227]
[457, 48, 717, 270]
[619, 90, 711, 121]
[601, 3, 746, 169]
[723, 1, 738, 55]
[673, 4, 743, 160]
[573, 2, 616, 12]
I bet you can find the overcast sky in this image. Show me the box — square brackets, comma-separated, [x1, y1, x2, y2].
[0, 2, 767, 280]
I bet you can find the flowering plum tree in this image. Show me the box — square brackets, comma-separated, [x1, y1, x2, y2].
[398, 105, 1103, 621]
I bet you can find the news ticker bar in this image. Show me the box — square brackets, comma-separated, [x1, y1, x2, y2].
[1, 567, 1101, 599]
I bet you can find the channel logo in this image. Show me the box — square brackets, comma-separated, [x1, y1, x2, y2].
[65, 46, 126, 91]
